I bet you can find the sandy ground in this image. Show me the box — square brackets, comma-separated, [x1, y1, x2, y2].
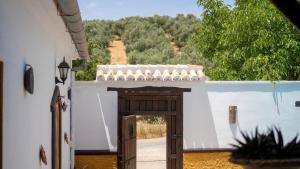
[109, 40, 127, 64]
[137, 137, 166, 169]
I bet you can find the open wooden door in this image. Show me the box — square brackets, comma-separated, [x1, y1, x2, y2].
[121, 115, 136, 169]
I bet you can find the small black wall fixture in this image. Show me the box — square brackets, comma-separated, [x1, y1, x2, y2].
[295, 101, 300, 107]
[55, 57, 70, 85]
[24, 64, 34, 94]
[68, 87, 71, 100]
[62, 101, 68, 112]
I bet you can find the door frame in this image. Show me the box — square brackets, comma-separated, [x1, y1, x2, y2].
[108, 86, 191, 169]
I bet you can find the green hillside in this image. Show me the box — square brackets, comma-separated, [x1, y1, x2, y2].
[74, 14, 206, 80]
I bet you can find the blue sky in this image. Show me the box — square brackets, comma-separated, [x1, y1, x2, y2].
[78, 0, 234, 20]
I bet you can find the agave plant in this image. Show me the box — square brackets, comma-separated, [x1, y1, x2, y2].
[231, 127, 300, 160]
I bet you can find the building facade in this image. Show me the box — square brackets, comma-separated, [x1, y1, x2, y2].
[0, 0, 87, 169]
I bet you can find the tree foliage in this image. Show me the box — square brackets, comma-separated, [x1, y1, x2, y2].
[75, 1, 300, 81]
[195, 0, 300, 80]
[117, 15, 203, 65]
[74, 20, 113, 80]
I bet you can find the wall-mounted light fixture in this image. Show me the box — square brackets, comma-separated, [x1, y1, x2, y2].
[55, 57, 70, 85]
[229, 105, 237, 124]
[24, 64, 34, 94]
[64, 132, 69, 144]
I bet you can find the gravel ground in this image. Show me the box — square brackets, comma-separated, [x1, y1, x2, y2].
[137, 137, 166, 169]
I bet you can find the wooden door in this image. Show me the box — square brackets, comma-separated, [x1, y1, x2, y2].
[121, 115, 136, 169]
[52, 98, 61, 169]
[166, 96, 183, 169]
[0, 61, 3, 169]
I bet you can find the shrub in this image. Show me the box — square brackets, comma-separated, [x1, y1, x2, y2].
[231, 127, 300, 160]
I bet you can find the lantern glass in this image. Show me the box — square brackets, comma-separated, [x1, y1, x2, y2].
[59, 67, 69, 81]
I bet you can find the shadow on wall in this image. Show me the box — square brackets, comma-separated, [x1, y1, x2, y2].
[97, 92, 117, 151]
[184, 82, 300, 150]
[74, 85, 117, 151]
[208, 82, 286, 115]
[205, 82, 300, 147]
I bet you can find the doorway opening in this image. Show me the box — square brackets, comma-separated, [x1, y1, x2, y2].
[136, 115, 166, 169]
[108, 86, 190, 169]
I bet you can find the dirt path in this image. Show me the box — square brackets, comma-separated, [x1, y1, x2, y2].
[166, 33, 181, 54]
[171, 41, 180, 53]
[109, 39, 127, 64]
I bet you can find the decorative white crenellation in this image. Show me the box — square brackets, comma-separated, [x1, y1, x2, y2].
[115, 70, 125, 81]
[181, 69, 190, 81]
[162, 69, 171, 81]
[172, 70, 181, 81]
[105, 70, 114, 81]
[96, 69, 104, 81]
[126, 70, 135, 81]
[145, 69, 153, 81]
[96, 64, 206, 82]
[135, 70, 145, 81]
[153, 69, 162, 81]
[189, 70, 199, 81]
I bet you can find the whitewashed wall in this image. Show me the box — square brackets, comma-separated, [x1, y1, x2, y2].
[72, 81, 300, 151]
[0, 0, 77, 169]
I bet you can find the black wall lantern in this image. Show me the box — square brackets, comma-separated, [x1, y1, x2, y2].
[24, 64, 34, 94]
[55, 57, 70, 85]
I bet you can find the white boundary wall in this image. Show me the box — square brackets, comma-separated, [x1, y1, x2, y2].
[0, 0, 77, 168]
[72, 81, 300, 151]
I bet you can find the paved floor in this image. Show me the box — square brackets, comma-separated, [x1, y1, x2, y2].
[137, 137, 166, 169]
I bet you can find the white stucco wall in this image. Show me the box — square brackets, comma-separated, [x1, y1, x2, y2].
[72, 81, 300, 151]
[0, 0, 78, 169]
